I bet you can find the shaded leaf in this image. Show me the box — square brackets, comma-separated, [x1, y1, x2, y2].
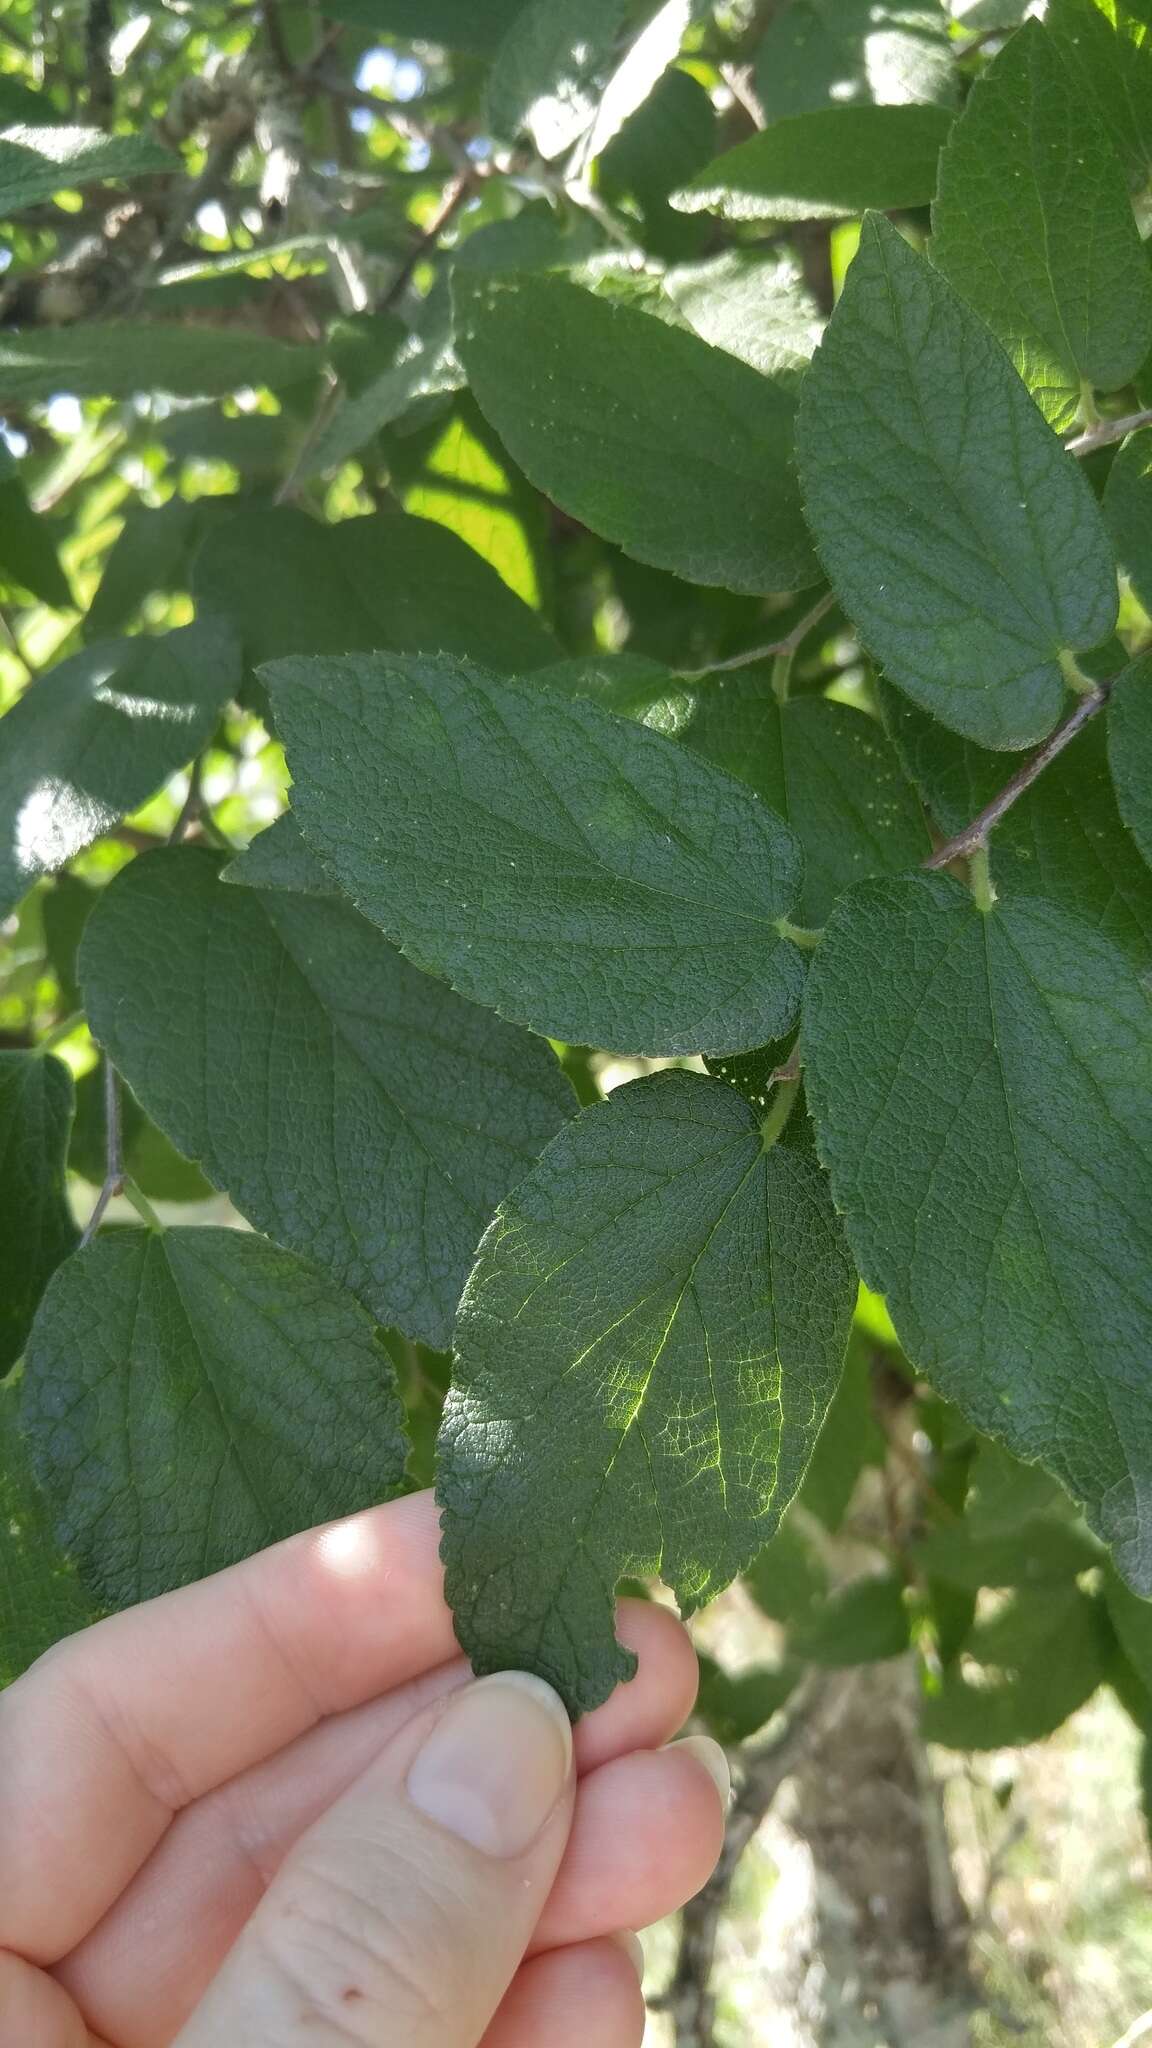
[437, 1071, 856, 1715]
[754, 0, 956, 120]
[0, 325, 323, 404]
[488, 0, 628, 158]
[455, 270, 819, 595]
[695, 1652, 799, 1743]
[746, 1516, 827, 1622]
[1046, 0, 1152, 191]
[1104, 429, 1152, 617]
[932, 20, 1152, 430]
[223, 812, 338, 897]
[0, 445, 72, 610]
[193, 505, 557, 677]
[1107, 652, 1152, 872]
[881, 680, 1152, 962]
[673, 105, 953, 222]
[269, 651, 807, 1057]
[21, 1227, 410, 1608]
[0, 1053, 77, 1376]
[86, 499, 204, 641]
[0, 617, 239, 918]
[796, 214, 1119, 748]
[804, 872, 1152, 1591]
[923, 1585, 1108, 1746]
[0, 1378, 95, 1687]
[79, 848, 574, 1347]
[791, 1573, 911, 1665]
[0, 123, 177, 216]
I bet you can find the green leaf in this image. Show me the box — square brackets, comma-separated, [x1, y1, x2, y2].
[0, 1053, 78, 1376]
[488, 0, 628, 158]
[1046, 0, 1152, 192]
[269, 651, 807, 1057]
[694, 1652, 798, 1743]
[0, 325, 323, 404]
[0, 124, 177, 216]
[791, 1572, 911, 1665]
[1107, 653, 1152, 872]
[79, 848, 574, 1347]
[678, 683, 931, 924]
[881, 681, 1152, 962]
[598, 66, 716, 261]
[0, 1378, 95, 1687]
[85, 499, 201, 641]
[1105, 1566, 1152, 1692]
[804, 872, 1152, 1592]
[663, 250, 821, 377]
[555, 661, 930, 921]
[932, 21, 1152, 431]
[916, 1515, 1101, 1592]
[223, 812, 338, 897]
[192, 506, 558, 677]
[796, 214, 1119, 749]
[799, 1327, 888, 1529]
[582, 0, 697, 164]
[754, 0, 956, 120]
[1104, 429, 1152, 617]
[68, 1066, 213, 1205]
[672, 105, 953, 223]
[436, 1071, 856, 1715]
[320, 0, 522, 50]
[0, 79, 60, 127]
[455, 271, 819, 596]
[922, 1585, 1108, 1747]
[21, 1226, 410, 1609]
[0, 446, 72, 610]
[301, 325, 463, 478]
[41, 873, 97, 1014]
[0, 618, 239, 918]
[746, 1516, 827, 1622]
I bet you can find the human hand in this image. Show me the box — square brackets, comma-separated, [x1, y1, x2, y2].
[0, 1490, 728, 2047]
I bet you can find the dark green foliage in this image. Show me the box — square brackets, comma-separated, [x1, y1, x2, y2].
[22, 1227, 410, 1606]
[0, 620, 239, 917]
[0, 1055, 77, 1374]
[79, 849, 574, 1347]
[437, 1073, 856, 1714]
[269, 652, 808, 1056]
[2, 0, 1151, 1786]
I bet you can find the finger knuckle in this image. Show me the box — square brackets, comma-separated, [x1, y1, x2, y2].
[255, 1853, 470, 2040]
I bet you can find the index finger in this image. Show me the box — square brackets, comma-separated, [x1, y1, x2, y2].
[0, 1489, 458, 1962]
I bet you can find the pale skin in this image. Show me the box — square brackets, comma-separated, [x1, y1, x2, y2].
[0, 1489, 728, 2048]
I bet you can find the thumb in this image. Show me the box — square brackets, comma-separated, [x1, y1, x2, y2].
[173, 1672, 576, 2048]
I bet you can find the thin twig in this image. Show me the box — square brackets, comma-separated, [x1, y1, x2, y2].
[1066, 407, 1152, 457]
[274, 374, 341, 504]
[677, 589, 837, 682]
[719, 61, 765, 128]
[379, 165, 480, 313]
[79, 1059, 124, 1247]
[923, 681, 1112, 871]
[167, 758, 204, 844]
[660, 1670, 860, 2048]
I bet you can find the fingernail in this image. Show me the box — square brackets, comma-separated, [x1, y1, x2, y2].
[672, 1735, 731, 1809]
[407, 1671, 573, 1858]
[614, 1931, 646, 1983]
